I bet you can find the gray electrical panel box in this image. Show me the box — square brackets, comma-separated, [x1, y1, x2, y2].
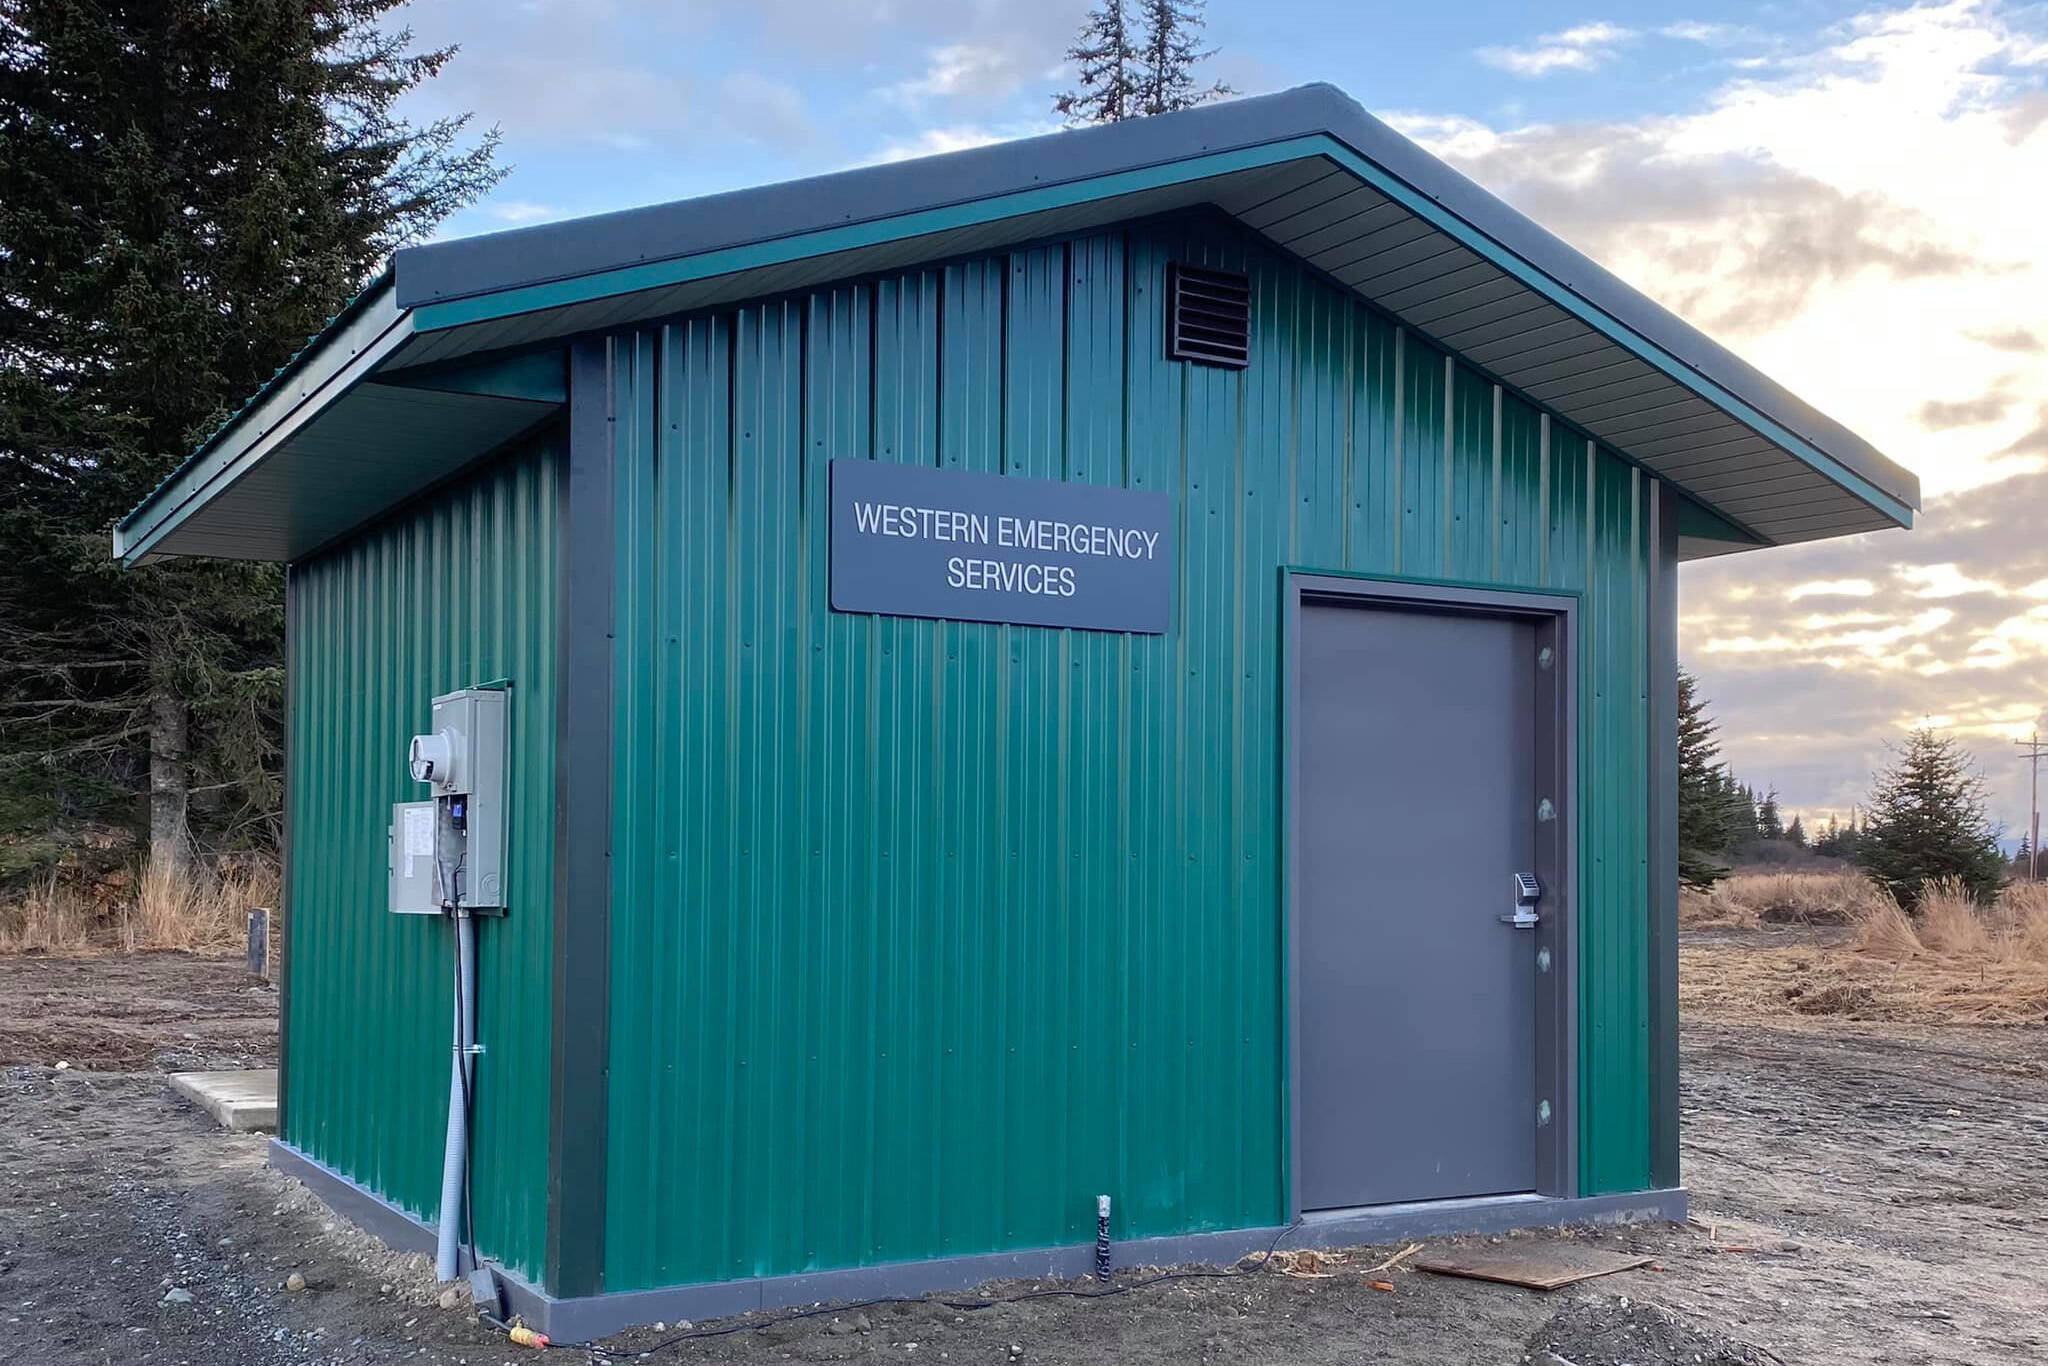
[387, 686, 510, 914]
[388, 800, 442, 915]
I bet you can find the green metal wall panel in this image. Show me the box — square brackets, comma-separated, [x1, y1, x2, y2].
[283, 435, 560, 1278]
[601, 214, 1656, 1292]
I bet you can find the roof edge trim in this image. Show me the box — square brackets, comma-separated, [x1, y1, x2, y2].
[401, 131, 1911, 535]
[404, 136, 1331, 332]
[114, 280, 414, 565]
[1304, 140, 1916, 533]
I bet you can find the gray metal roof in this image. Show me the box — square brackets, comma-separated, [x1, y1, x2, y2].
[117, 82, 1916, 566]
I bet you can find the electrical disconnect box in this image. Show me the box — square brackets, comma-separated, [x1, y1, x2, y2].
[388, 687, 509, 914]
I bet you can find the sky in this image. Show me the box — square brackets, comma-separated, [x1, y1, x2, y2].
[393, 0, 2048, 842]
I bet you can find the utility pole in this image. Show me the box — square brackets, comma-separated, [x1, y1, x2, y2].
[2019, 731, 2045, 881]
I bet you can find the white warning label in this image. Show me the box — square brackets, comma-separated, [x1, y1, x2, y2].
[404, 804, 435, 858]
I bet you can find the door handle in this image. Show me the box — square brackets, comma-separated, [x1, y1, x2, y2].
[1500, 872, 1541, 928]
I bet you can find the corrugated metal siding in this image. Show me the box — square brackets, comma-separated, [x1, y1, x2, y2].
[602, 215, 1654, 1292]
[283, 436, 560, 1278]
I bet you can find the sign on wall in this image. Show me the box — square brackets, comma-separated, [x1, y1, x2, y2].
[830, 460, 1173, 633]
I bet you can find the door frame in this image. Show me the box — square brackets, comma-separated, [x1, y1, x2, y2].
[1282, 570, 1580, 1215]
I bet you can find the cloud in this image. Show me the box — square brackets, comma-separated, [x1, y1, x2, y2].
[1392, 117, 1991, 341]
[720, 73, 814, 149]
[1660, 21, 1765, 47]
[1969, 326, 2043, 352]
[1479, 22, 1636, 77]
[884, 41, 1038, 106]
[872, 121, 1058, 163]
[437, 54, 695, 145]
[1899, 563, 2006, 597]
[1682, 469, 2048, 827]
[1917, 381, 2017, 430]
[706, 0, 1083, 68]
[1399, 0, 2048, 498]
[1411, 2, 2048, 833]
[1999, 411, 2048, 458]
[488, 201, 564, 225]
[1787, 579, 1877, 600]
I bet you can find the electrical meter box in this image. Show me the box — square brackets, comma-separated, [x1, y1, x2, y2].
[387, 686, 509, 914]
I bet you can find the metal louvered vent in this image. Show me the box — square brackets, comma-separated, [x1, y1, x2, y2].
[1165, 264, 1250, 369]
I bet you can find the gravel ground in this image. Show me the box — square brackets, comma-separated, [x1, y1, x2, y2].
[2, 946, 2045, 1364]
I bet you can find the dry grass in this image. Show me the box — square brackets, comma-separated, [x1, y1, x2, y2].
[1682, 870, 1890, 929]
[0, 872, 105, 954]
[1991, 881, 2048, 964]
[0, 855, 277, 958]
[1685, 871, 2048, 1025]
[1851, 894, 1923, 959]
[1914, 878, 1993, 956]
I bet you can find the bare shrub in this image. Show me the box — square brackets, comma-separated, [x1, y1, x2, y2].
[1915, 878, 1993, 957]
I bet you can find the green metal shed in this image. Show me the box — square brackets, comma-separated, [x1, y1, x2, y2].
[117, 84, 1917, 1339]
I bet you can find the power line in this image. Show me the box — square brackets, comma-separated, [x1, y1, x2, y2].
[2018, 731, 2045, 882]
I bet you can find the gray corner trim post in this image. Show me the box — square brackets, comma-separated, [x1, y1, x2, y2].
[270, 1135, 1683, 1345]
[1648, 482, 1682, 1188]
[547, 336, 617, 1299]
[277, 565, 296, 1138]
[1281, 571, 1581, 1216]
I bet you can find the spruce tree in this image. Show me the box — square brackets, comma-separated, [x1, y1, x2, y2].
[1838, 808, 1863, 860]
[1054, 0, 1232, 124]
[1857, 729, 2007, 907]
[1135, 0, 1233, 116]
[1053, 0, 1140, 124]
[0, 1, 501, 878]
[1676, 669, 1736, 888]
[1785, 813, 1806, 848]
[1756, 788, 1784, 842]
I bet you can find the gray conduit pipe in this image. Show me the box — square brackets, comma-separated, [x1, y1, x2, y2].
[435, 907, 477, 1282]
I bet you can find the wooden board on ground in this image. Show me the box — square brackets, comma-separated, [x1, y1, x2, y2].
[1413, 1245, 1653, 1292]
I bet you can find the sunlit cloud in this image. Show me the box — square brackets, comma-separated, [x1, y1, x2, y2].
[489, 200, 562, 225]
[1478, 22, 1637, 77]
[1411, 1, 2048, 838]
[1787, 578, 1877, 599]
[871, 121, 1056, 162]
[1900, 563, 2005, 597]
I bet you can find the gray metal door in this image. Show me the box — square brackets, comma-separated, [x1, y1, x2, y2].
[1297, 602, 1539, 1209]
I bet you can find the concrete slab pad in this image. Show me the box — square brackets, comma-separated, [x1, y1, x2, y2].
[170, 1069, 278, 1132]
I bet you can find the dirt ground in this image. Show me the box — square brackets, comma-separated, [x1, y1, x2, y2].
[4, 939, 2046, 1365]
[0, 952, 279, 1072]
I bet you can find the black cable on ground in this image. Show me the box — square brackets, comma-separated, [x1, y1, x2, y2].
[518, 1219, 1304, 1360]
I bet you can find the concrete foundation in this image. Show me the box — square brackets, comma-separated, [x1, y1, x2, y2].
[170, 1069, 278, 1132]
[269, 1138, 1685, 1344]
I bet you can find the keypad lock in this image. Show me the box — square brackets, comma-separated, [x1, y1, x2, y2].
[1501, 872, 1541, 928]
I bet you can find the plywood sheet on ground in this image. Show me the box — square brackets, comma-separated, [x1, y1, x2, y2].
[1414, 1245, 1653, 1291]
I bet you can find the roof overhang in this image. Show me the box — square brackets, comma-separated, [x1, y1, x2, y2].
[117, 83, 1916, 567]
[112, 280, 563, 565]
